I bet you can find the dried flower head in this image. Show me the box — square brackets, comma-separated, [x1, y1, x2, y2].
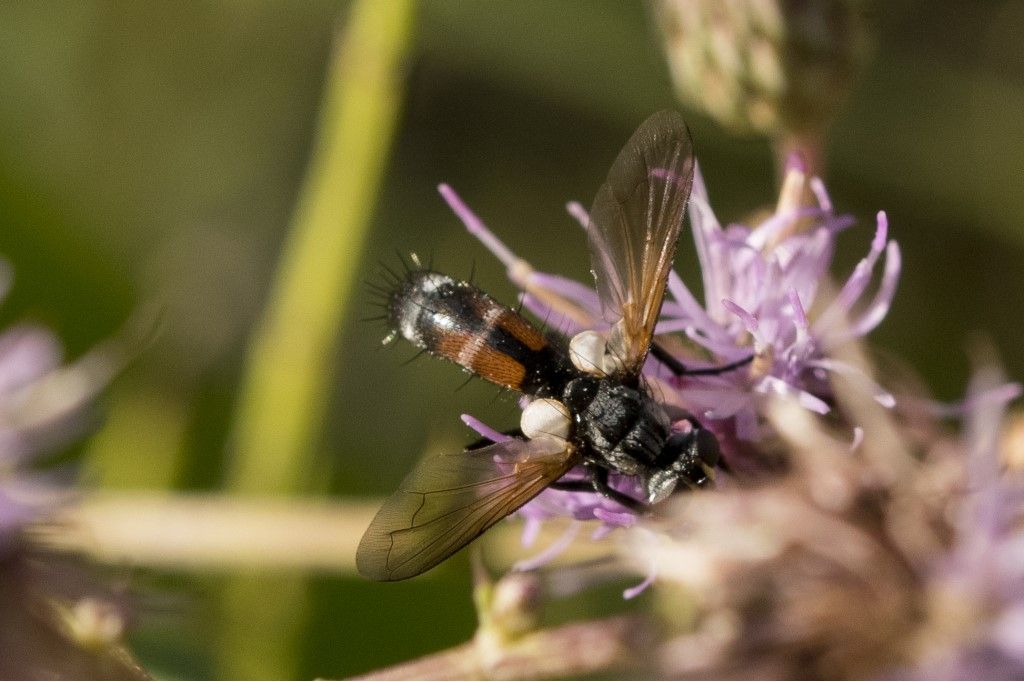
[653, 0, 870, 139]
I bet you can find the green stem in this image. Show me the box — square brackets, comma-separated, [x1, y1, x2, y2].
[219, 1, 415, 677]
[228, 1, 414, 495]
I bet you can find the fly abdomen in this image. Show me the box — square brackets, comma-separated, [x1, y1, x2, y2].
[386, 269, 577, 397]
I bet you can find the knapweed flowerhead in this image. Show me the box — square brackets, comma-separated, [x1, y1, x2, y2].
[909, 366, 1024, 679]
[441, 154, 900, 579]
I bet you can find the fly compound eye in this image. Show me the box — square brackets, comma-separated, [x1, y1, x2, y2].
[569, 330, 607, 376]
[646, 470, 678, 504]
[695, 428, 721, 468]
[520, 398, 572, 441]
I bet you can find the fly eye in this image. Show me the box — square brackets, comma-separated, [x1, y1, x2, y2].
[646, 470, 678, 504]
[694, 429, 721, 468]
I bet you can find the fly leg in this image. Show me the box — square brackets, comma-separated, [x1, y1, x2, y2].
[549, 464, 647, 512]
[589, 464, 647, 513]
[547, 479, 593, 493]
[650, 342, 753, 377]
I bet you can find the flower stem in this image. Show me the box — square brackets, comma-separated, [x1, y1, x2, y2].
[218, 0, 415, 677]
[773, 128, 826, 184]
[41, 492, 379, 571]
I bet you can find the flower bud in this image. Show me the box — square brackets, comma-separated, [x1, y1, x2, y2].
[654, 0, 870, 141]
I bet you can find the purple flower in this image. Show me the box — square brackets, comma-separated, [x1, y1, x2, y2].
[0, 262, 113, 554]
[616, 358, 1023, 679]
[662, 159, 900, 432]
[0, 261, 141, 677]
[908, 366, 1024, 678]
[440, 157, 900, 578]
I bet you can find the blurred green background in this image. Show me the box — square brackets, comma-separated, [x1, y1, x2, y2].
[2, 1, 1023, 678]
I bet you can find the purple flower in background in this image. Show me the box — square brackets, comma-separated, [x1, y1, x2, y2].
[909, 366, 1024, 678]
[440, 156, 901, 580]
[617, 359, 1023, 679]
[0, 260, 113, 554]
[0, 259, 140, 679]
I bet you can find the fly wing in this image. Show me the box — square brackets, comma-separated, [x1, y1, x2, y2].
[356, 437, 576, 581]
[586, 111, 694, 377]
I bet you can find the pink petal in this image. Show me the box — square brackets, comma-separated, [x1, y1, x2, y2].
[809, 176, 833, 213]
[439, 184, 519, 269]
[623, 557, 658, 599]
[759, 376, 831, 414]
[460, 414, 511, 443]
[721, 299, 757, 333]
[513, 521, 580, 572]
[565, 201, 589, 229]
[807, 358, 896, 408]
[813, 219, 889, 339]
[848, 240, 901, 338]
[666, 271, 727, 340]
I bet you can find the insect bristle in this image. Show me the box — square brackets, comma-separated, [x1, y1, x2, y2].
[454, 373, 475, 393]
[394, 249, 412, 275]
[365, 258, 421, 348]
[513, 292, 525, 317]
[365, 291, 391, 307]
[378, 260, 402, 284]
[401, 348, 428, 367]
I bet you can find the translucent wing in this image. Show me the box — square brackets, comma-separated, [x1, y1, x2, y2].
[586, 110, 694, 377]
[356, 437, 576, 581]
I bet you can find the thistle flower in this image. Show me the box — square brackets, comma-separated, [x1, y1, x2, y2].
[440, 155, 900, 575]
[0, 260, 143, 678]
[366, 332, 1023, 680]
[656, 158, 900, 448]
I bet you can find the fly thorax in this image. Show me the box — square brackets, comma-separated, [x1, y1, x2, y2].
[563, 377, 670, 474]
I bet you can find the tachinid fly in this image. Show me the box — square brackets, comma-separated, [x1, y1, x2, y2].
[358, 111, 746, 582]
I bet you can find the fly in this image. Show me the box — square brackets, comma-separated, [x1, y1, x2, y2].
[357, 111, 748, 581]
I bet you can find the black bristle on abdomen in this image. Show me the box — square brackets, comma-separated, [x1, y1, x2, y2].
[384, 268, 578, 397]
